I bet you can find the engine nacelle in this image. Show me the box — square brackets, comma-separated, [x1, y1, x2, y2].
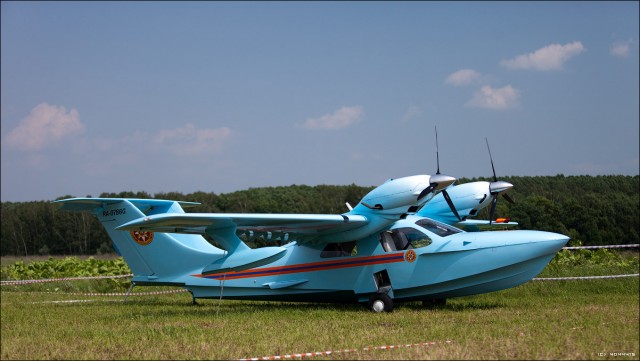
[354, 174, 454, 217]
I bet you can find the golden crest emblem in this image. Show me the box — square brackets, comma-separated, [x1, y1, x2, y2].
[405, 249, 417, 263]
[130, 230, 154, 246]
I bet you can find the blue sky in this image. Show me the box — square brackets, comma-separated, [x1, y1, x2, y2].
[2, 1, 638, 202]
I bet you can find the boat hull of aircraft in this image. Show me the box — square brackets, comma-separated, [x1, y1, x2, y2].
[132, 227, 568, 304]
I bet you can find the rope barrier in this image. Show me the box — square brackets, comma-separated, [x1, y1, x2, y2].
[2, 289, 188, 297]
[237, 340, 450, 361]
[0, 273, 187, 297]
[52, 289, 188, 297]
[0, 274, 133, 286]
[1, 244, 637, 291]
[562, 244, 639, 250]
[6, 270, 638, 288]
[533, 274, 639, 281]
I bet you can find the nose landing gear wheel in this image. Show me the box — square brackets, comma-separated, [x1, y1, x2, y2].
[368, 293, 394, 313]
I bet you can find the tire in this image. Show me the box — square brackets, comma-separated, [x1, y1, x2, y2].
[368, 293, 394, 313]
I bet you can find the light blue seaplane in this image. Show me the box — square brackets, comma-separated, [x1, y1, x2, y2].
[55, 168, 569, 312]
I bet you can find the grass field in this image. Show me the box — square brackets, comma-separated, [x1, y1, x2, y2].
[1, 253, 639, 360]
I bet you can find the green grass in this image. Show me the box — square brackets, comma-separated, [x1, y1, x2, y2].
[2, 253, 638, 360]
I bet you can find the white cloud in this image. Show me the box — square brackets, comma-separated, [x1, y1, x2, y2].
[4, 103, 84, 151]
[610, 39, 632, 57]
[401, 105, 423, 122]
[466, 85, 519, 109]
[89, 123, 232, 158]
[501, 41, 585, 71]
[153, 123, 232, 156]
[78, 124, 232, 177]
[301, 106, 363, 130]
[444, 69, 482, 86]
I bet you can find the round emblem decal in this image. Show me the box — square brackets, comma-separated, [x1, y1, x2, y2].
[130, 230, 154, 246]
[405, 249, 417, 263]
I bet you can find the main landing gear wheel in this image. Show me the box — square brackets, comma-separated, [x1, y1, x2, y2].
[422, 298, 446, 308]
[368, 293, 394, 313]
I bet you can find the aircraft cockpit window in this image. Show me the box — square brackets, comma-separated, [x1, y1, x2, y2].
[320, 241, 357, 258]
[415, 218, 461, 237]
[379, 228, 432, 252]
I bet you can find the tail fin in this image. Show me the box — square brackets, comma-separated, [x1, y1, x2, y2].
[55, 198, 223, 282]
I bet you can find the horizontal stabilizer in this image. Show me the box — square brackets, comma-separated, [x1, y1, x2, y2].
[202, 247, 287, 275]
[54, 198, 200, 213]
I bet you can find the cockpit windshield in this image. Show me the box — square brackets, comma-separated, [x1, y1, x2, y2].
[415, 218, 462, 237]
[380, 227, 432, 252]
[378, 218, 462, 253]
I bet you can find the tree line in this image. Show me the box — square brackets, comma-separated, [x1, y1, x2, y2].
[1, 175, 637, 256]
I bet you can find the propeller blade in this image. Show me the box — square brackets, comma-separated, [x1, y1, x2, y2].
[484, 138, 516, 222]
[434, 126, 458, 215]
[488, 194, 498, 225]
[485, 137, 498, 182]
[418, 127, 457, 201]
[435, 126, 441, 175]
[442, 189, 461, 221]
[502, 193, 515, 204]
[417, 185, 436, 201]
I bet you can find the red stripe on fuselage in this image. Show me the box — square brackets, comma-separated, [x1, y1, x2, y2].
[193, 252, 406, 280]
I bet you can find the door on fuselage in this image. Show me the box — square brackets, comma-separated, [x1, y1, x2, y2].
[374, 227, 432, 293]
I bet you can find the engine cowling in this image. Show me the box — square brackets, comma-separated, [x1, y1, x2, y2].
[356, 174, 455, 216]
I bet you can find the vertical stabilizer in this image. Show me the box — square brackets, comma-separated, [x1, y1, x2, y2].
[55, 198, 223, 281]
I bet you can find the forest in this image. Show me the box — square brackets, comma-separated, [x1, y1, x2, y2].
[1, 175, 638, 256]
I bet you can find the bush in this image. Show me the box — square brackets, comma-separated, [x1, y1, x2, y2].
[1, 256, 131, 281]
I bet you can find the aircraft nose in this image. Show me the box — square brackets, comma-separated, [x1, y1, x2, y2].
[550, 234, 570, 246]
[528, 230, 569, 242]
[489, 181, 513, 194]
[533, 231, 571, 252]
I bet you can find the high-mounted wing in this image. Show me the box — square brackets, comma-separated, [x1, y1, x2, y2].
[117, 213, 369, 242]
[110, 172, 455, 273]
